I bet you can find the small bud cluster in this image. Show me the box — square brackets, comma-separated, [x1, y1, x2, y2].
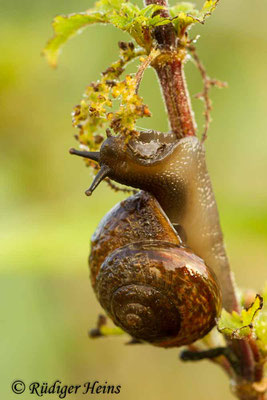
[72, 42, 149, 164]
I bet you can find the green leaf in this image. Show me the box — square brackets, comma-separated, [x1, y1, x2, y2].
[255, 311, 267, 355]
[44, 0, 220, 67]
[217, 295, 263, 339]
[43, 0, 125, 67]
[100, 325, 125, 336]
[139, 4, 164, 19]
[202, 0, 219, 15]
[109, 3, 164, 47]
[109, 3, 139, 31]
[43, 1, 163, 66]
[254, 284, 267, 355]
[94, 0, 124, 13]
[169, 0, 219, 36]
[43, 12, 108, 67]
[170, 2, 197, 15]
[262, 282, 267, 306]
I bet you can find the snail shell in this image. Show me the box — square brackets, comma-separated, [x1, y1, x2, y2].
[93, 132, 237, 312]
[90, 191, 222, 347]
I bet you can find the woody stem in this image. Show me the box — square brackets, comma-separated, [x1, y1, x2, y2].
[145, 0, 259, 391]
[145, 0, 196, 138]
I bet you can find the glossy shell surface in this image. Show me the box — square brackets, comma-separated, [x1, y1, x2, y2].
[89, 191, 222, 347]
[95, 241, 221, 347]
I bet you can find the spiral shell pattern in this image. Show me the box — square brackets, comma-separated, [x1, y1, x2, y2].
[95, 241, 221, 347]
[90, 191, 222, 347]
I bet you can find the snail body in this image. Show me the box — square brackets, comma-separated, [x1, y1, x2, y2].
[70, 130, 237, 345]
[90, 191, 222, 347]
[71, 131, 236, 311]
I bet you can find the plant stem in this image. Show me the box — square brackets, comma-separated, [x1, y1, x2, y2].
[145, 0, 196, 138]
[145, 0, 261, 395]
[249, 339, 265, 382]
[145, 0, 176, 49]
[154, 55, 196, 138]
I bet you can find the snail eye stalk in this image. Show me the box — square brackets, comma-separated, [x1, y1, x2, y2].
[85, 165, 111, 196]
[69, 148, 110, 196]
[69, 148, 100, 163]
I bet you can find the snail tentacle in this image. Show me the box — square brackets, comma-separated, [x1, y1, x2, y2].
[85, 165, 111, 196]
[69, 147, 100, 162]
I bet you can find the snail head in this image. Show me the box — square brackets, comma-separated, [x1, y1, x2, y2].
[69, 131, 177, 196]
[69, 135, 127, 196]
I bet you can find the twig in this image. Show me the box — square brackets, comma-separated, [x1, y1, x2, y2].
[105, 177, 138, 195]
[135, 48, 160, 94]
[188, 45, 227, 142]
[249, 338, 265, 382]
[145, 0, 196, 138]
[89, 315, 142, 345]
[89, 314, 125, 338]
[180, 346, 240, 377]
[89, 314, 108, 338]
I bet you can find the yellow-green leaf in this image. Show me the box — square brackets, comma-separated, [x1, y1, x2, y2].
[202, 0, 219, 15]
[254, 284, 267, 355]
[43, 0, 125, 67]
[43, 0, 220, 67]
[217, 295, 263, 339]
[169, 0, 219, 36]
[43, 12, 108, 67]
[255, 311, 267, 355]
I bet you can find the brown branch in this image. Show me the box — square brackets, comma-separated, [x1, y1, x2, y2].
[144, 0, 196, 138]
[249, 338, 265, 382]
[182, 344, 235, 379]
[145, 0, 176, 49]
[144, 1, 260, 391]
[154, 54, 196, 138]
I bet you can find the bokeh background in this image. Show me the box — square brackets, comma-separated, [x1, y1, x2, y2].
[1, 0, 266, 399]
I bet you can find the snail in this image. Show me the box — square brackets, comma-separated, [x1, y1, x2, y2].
[70, 130, 237, 314]
[88, 190, 222, 347]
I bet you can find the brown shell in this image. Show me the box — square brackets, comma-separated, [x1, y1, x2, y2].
[95, 241, 221, 347]
[98, 134, 237, 312]
[89, 191, 181, 288]
[89, 191, 222, 347]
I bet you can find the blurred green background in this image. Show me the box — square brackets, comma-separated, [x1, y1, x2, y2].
[1, 0, 266, 399]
